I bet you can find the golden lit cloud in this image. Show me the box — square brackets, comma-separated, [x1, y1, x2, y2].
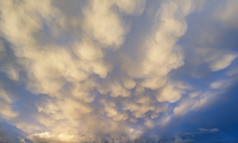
[0, 0, 238, 142]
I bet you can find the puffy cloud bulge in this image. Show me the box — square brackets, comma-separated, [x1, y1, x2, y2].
[0, 0, 238, 142]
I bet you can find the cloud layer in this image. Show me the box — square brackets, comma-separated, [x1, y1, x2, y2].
[0, 0, 238, 142]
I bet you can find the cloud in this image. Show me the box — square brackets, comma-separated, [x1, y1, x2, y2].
[116, 0, 146, 15]
[209, 54, 237, 71]
[0, 87, 18, 119]
[82, 0, 125, 47]
[193, 47, 237, 72]
[213, 0, 238, 29]
[199, 128, 220, 133]
[0, 0, 238, 142]
[210, 80, 231, 89]
[0, 122, 27, 143]
[156, 128, 221, 143]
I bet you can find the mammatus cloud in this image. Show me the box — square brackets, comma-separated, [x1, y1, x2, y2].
[0, 0, 238, 142]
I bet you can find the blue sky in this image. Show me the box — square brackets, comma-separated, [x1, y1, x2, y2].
[0, 0, 238, 142]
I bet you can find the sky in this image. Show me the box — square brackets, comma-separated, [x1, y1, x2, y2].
[0, 0, 238, 143]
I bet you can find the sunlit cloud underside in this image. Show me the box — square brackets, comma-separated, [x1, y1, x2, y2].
[0, 0, 238, 143]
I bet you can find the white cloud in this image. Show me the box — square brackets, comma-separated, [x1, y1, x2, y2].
[0, 88, 18, 119]
[195, 47, 237, 72]
[189, 92, 200, 98]
[83, 0, 126, 47]
[199, 128, 220, 133]
[173, 100, 192, 116]
[210, 80, 231, 89]
[209, 54, 237, 71]
[0, 0, 237, 142]
[116, 0, 146, 15]
[157, 84, 183, 103]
